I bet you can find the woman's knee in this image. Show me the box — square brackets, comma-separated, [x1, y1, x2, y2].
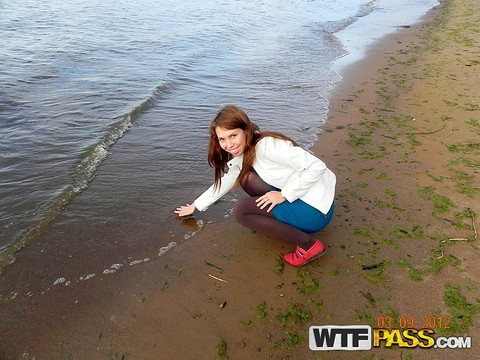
[233, 197, 262, 223]
[241, 171, 270, 196]
[233, 199, 247, 223]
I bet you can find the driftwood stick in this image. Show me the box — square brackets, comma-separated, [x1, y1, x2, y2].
[406, 125, 445, 136]
[208, 273, 228, 283]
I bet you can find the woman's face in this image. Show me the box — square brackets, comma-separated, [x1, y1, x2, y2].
[215, 126, 247, 157]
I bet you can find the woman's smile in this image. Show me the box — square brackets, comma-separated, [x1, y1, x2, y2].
[215, 126, 247, 157]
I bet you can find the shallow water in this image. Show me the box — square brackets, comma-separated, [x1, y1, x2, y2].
[0, 0, 438, 284]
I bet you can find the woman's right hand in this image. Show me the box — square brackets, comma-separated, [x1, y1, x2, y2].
[174, 203, 196, 217]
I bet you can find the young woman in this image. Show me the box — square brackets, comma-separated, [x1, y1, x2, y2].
[175, 105, 336, 266]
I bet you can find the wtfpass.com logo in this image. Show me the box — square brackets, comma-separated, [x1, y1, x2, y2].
[309, 326, 472, 350]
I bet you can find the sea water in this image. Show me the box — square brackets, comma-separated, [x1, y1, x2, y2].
[0, 0, 438, 282]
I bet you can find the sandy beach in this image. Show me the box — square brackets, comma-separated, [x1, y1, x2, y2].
[1, 0, 479, 359]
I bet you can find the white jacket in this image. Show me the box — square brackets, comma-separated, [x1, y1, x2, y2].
[193, 136, 336, 214]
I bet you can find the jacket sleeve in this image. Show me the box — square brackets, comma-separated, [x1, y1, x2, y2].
[193, 162, 241, 211]
[259, 137, 328, 203]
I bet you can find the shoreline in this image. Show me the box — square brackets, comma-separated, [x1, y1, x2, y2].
[0, 0, 439, 275]
[1, 0, 479, 359]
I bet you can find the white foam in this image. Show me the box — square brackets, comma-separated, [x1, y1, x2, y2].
[159, 242, 176, 256]
[129, 258, 150, 266]
[333, 0, 439, 72]
[102, 263, 124, 275]
[53, 277, 66, 285]
[183, 219, 204, 240]
[79, 273, 96, 281]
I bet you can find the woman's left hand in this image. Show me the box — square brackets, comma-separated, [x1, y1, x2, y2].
[255, 191, 286, 212]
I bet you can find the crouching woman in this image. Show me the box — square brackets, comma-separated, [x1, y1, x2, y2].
[175, 105, 336, 266]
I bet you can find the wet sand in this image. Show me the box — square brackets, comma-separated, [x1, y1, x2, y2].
[1, 0, 479, 359]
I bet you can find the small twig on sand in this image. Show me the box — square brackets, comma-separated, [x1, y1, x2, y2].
[448, 208, 477, 241]
[360, 291, 375, 303]
[437, 208, 477, 260]
[406, 125, 445, 136]
[176, 265, 188, 275]
[204, 260, 224, 273]
[438, 209, 476, 259]
[208, 273, 228, 283]
[382, 135, 397, 140]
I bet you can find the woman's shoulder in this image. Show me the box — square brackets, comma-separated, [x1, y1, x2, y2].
[255, 135, 294, 157]
[257, 135, 293, 148]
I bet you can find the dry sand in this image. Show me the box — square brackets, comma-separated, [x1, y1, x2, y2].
[1, 0, 479, 359]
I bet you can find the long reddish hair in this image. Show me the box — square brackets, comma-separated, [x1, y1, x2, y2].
[208, 105, 297, 189]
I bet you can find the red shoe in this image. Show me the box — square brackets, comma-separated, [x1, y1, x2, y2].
[283, 240, 327, 267]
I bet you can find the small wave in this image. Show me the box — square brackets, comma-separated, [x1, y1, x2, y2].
[319, 0, 379, 34]
[320, 17, 358, 34]
[0, 81, 180, 273]
[71, 82, 178, 193]
[30, 74, 59, 81]
[357, 0, 380, 18]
